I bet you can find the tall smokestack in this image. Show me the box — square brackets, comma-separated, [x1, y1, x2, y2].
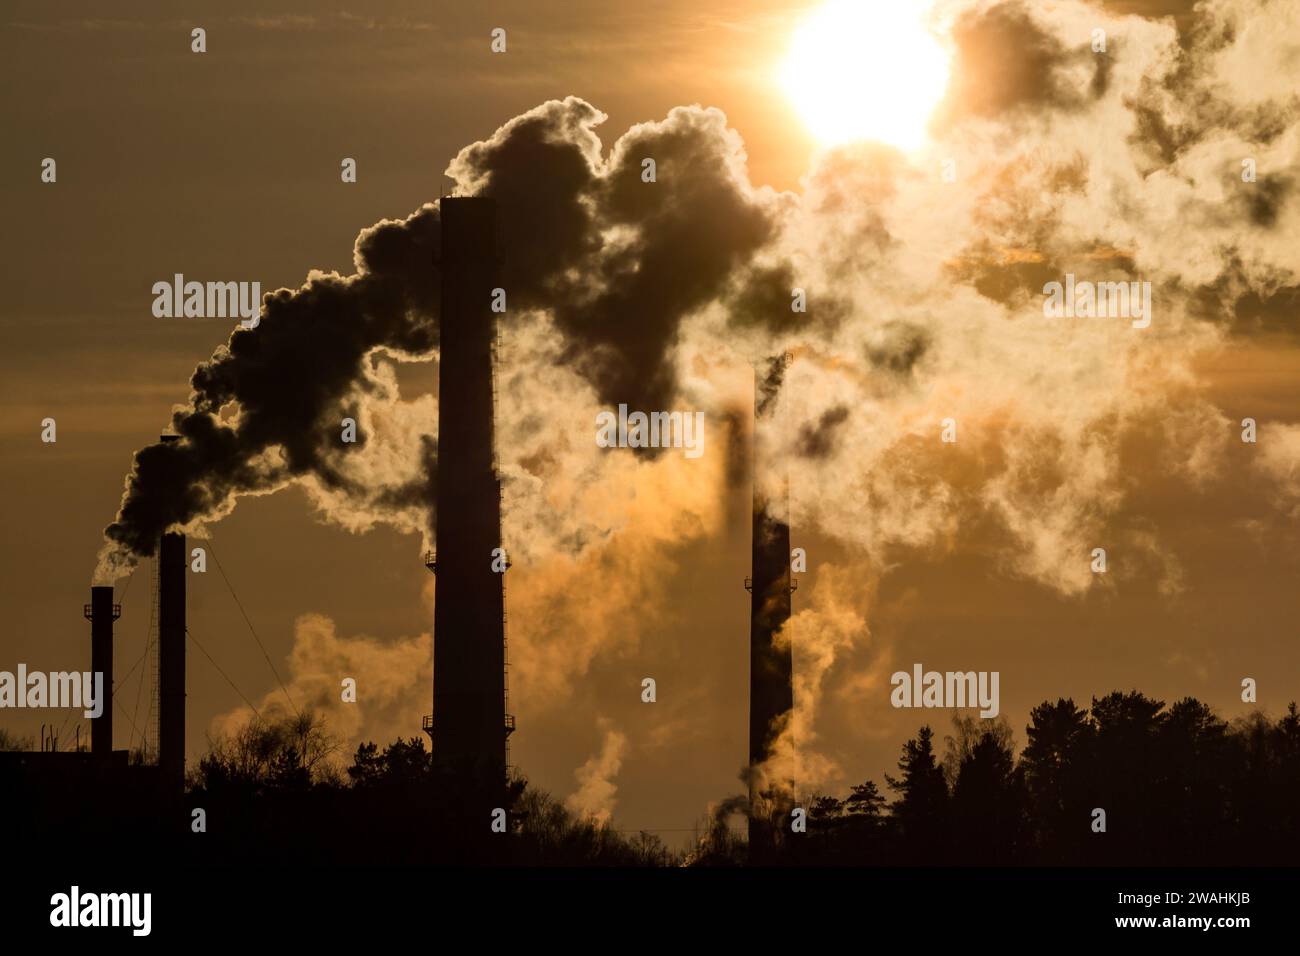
[85, 586, 119, 758]
[748, 358, 794, 858]
[428, 197, 511, 785]
[158, 435, 186, 793]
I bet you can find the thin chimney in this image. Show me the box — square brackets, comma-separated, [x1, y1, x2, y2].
[427, 197, 512, 787]
[748, 355, 795, 858]
[85, 586, 119, 757]
[158, 434, 186, 793]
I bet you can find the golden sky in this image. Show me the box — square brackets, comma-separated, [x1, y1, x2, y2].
[2, 0, 1298, 841]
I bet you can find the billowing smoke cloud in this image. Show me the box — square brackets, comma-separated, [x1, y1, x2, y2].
[733, 0, 1300, 793]
[1255, 422, 1300, 518]
[446, 97, 788, 411]
[97, 96, 783, 581]
[209, 614, 431, 752]
[97, 207, 444, 580]
[488, 310, 745, 700]
[564, 719, 628, 825]
[755, 564, 876, 793]
[769, 3, 1284, 502]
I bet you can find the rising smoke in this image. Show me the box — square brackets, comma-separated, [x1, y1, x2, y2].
[97, 96, 788, 582]
[97, 206, 444, 580]
[98, 0, 1300, 806]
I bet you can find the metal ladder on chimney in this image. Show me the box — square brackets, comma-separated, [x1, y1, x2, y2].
[503, 577, 516, 778]
[141, 554, 162, 761]
[489, 322, 502, 473]
[491, 321, 517, 778]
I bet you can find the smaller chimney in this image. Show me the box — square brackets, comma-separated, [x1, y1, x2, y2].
[158, 434, 186, 793]
[84, 586, 120, 758]
[748, 355, 795, 860]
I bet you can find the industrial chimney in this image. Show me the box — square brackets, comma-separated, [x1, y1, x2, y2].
[426, 197, 512, 786]
[158, 434, 186, 793]
[748, 355, 795, 858]
[84, 586, 120, 758]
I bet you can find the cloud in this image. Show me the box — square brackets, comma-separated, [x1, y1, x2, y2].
[757, 564, 875, 794]
[496, 316, 738, 699]
[209, 613, 431, 759]
[97, 205, 443, 581]
[1254, 422, 1300, 517]
[938, 1, 1107, 120]
[565, 719, 628, 825]
[98, 95, 784, 581]
[230, 13, 437, 32]
[447, 96, 788, 411]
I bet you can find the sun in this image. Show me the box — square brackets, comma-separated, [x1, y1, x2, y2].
[780, 0, 951, 151]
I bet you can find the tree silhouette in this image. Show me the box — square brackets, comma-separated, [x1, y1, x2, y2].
[7, 689, 1299, 866]
[948, 722, 1025, 863]
[1021, 698, 1094, 863]
[885, 725, 949, 862]
[777, 695, 1300, 867]
[195, 709, 337, 797]
[1153, 697, 1233, 862]
[347, 736, 434, 787]
[845, 779, 887, 821]
[1089, 691, 1165, 862]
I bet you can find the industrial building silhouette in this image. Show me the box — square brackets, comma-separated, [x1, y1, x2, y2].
[747, 358, 796, 858]
[425, 197, 514, 790]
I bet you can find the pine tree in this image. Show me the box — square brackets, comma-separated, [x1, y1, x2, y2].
[885, 725, 949, 860]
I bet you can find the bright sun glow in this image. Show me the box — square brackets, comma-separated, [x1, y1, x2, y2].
[781, 0, 951, 150]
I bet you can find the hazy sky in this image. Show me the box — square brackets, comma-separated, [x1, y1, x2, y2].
[3, 0, 1298, 844]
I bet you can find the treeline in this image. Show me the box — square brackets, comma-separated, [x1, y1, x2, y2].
[3, 710, 672, 865]
[185, 715, 673, 865]
[7, 691, 1297, 866]
[715, 693, 1300, 866]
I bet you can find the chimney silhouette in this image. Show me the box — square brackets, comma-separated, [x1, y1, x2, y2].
[748, 356, 794, 858]
[158, 433, 186, 793]
[85, 586, 119, 758]
[426, 197, 512, 785]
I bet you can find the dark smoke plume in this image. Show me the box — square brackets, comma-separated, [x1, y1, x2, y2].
[97, 97, 790, 580]
[448, 97, 787, 410]
[96, 207, 442, 581]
